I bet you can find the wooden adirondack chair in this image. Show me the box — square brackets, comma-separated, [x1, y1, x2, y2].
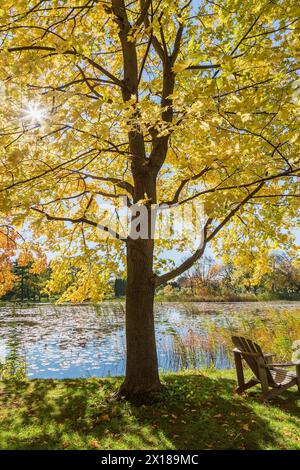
[232, 336, 300, 400]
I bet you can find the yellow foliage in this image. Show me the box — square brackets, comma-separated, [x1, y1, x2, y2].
[0, 0, 299, 300]
[46, 258, 112, 303]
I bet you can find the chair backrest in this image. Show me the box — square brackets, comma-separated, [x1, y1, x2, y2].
[232, 336, 275, 386]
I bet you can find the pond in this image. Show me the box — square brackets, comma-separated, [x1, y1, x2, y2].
[0, 301, 299, 379]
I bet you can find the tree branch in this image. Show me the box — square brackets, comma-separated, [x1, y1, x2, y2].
[155, 218, 212, 286]
[168, 167, 210, 205]
[7, 45, 123, 87]
[156, 182, 265, 285]
[31, 207, 124, 240]
[206, 182, 265, 243]
[163, 166, 300, 206]
[77, 172, 134, 196]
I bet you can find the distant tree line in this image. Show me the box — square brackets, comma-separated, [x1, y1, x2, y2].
[1, 261, 51, 302]
[1, 264, 127, 302]
[175, 252, 300, 299]
[2, 253, 299, 303]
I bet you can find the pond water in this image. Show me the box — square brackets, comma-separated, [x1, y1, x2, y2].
[0, 301, 299, 379]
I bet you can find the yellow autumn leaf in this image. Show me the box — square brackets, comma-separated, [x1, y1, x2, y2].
[172, 60, 192, 73]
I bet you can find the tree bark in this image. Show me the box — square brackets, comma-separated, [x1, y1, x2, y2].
[118, 237, 163, 404]
[111, 0, 164, 404]
[118, 169, 163, 403]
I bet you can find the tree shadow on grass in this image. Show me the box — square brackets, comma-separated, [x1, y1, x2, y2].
[0, 374, 299, 450]
[155, 374, 300, 450]
[0, 378, 113, 449]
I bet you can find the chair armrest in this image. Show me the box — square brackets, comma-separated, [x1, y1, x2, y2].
[263, 353, 275, 364]
[264, 362, 300, 368]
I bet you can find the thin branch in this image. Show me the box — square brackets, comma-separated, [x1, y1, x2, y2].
[7, 45, 123, 87]
[0, 149, 97, 194]
[187, 64, 220, 70]
[155, 182, 265, 285]
[155, 218, 212, 286]
[165, 166, 300, 206]
[206, 182, 265, 243]
[77, 172, 134, 196]
[31, 207, 124, 240]
[168, 166, 210, 205]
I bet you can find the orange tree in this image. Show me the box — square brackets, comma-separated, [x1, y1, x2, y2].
[0, 222, 18, 297]
[0, 0, 299, 402]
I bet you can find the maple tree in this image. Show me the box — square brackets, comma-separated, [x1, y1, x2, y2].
[0, 0, 299, 402]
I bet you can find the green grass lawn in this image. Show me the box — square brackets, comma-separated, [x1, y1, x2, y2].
[0, 370, 299, 450]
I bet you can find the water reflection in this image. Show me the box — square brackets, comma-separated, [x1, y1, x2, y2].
[0, 301, 299, 378]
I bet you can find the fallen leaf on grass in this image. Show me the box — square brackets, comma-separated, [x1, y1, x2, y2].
[90, 440, 101, 449]
[100, 414, 110, 422]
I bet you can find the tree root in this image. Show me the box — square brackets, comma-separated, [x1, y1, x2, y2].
[116, 381, 166, 405]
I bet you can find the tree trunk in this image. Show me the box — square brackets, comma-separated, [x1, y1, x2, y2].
[21, 267, 24, 302]
[118, 237, 163, 404]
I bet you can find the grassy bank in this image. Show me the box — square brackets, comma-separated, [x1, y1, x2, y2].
[0, 370, 299, 450]
[155, 293, 300, 303]
[2, 294, 300, 306]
